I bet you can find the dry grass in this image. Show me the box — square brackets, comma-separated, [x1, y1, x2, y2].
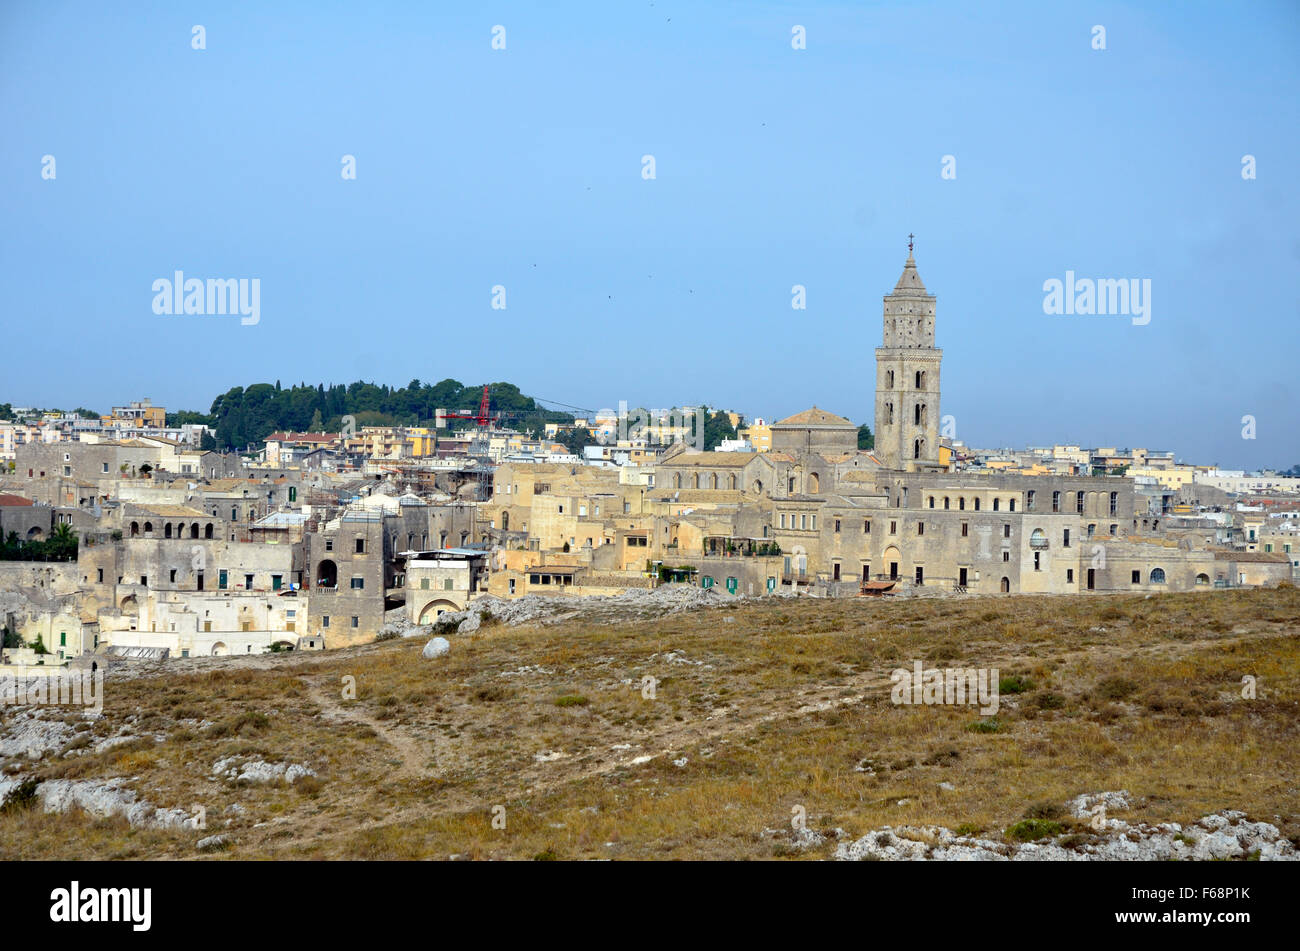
[1, 587, 1297, 860]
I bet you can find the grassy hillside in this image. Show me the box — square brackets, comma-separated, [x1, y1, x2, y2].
[2, 587, 1297, 860]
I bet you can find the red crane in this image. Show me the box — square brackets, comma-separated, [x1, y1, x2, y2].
[436, 385, 494, 430]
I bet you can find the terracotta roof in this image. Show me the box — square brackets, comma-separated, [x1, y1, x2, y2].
[657, 452, 752, 467]
[128, 503, 209, 518]
[773, 407, 853, 427]
[0, 493, 34, 506]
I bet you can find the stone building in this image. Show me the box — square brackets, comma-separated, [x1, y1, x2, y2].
[875, 249, 942, 471]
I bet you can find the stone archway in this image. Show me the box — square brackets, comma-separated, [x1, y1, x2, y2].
[417, 599, 461, 623]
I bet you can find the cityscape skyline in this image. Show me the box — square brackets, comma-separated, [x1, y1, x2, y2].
[3, 2, 1297, 464]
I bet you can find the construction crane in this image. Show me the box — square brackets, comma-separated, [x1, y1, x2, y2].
[435, 385, 494, 430]
[436, 386, 595, 432]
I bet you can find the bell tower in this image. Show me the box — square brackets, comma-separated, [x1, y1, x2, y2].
[874, 237, 942, 471]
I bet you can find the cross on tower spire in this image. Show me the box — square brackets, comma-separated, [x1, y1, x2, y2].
[908, 233, 914, 255]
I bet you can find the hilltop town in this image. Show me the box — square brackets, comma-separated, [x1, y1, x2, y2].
[0, 253, 1295, 665]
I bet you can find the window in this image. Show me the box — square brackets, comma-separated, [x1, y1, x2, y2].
[780, 514, 786, 529]
[1150, 568, 1166, 584]
[169, 569, 177, 583]
[864, 520, 871, 534]
[1033, 551, 1041, 571]
[929, 496, 935, 509]
[1109, 492, 1118, 516]
[325, 539, 333, 552]
[890, 521, 897, 535]
[1003, 524, 1010, 538]
[219, 570, 227, 589]
[421, 578, 429, 589]
[917, 522, 925, 536]
[1131, 570, 1141, 584]
[1077, 492, 1085, 514]
[1052, 491, 1061, 513]
[351, 577, 365, 589]
[943, 497, 950, 510]
[958, 497, 965, 511]
[993, 498, 1000, 512]
[1002, 551, 1010, 562]
[915, 566, 924, 584]
[356, 538, 365, 554]
[245, 574, 254, 589]
[1009, 499, 1016, 512]
[1109, 524, 1117, 536]
[1026, 490, 1035, 511]
[323, 616, 331, 627]
[272, 574, 282, 590]
[60, 632, 66, 647]
[810, 516, 816, 530]
[1066, 569, 1074, 583]
[97, 568, 104, 583]
[800, 515, 807, 530]
[1063, 529, 1070, 548]
[834, 519, 841, 533]
[351, 616, 359, 628]
[974, 498, 980, 511]
[961, 522, 968, 537]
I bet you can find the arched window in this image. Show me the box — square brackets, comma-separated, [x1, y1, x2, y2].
[886, 403, 894, 425]
[1030, 528, 1048, 549]
[204, 523, 214, 539]
[710, 473, 719, 490]
[943, 496, 950, 510]
[914, 438, 922, 459]
[915, 370, 924, 388]
[143, 521, 153, 535]
[316, 560, 337, 587]
[190, 523, 199, 538]
[1195, 573, 1209, 585]
[958, 497, 965, 510]
[809, 473, 820, 493]
[693, 473, 700, 489]
[886, 370, 894, 389]
[993, 498, 1000, 511]
[164, 523, 173, 538]
[674, 473, 682, 489]
[928, 496, 935, 509]
[1150, 568, 1166, 584]
[130, 521, 139, 537]
[729, 474, 737, 490]
[973, 498, 980, 511]
[1000, 577, 1010, 593]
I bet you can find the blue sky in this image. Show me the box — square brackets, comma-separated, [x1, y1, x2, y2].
[2, 1, 1297, 468]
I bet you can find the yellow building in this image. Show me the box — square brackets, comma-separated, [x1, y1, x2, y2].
[738, 418, 772, 452]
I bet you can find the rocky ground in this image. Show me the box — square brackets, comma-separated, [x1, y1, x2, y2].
[1, 586, 1296, 860]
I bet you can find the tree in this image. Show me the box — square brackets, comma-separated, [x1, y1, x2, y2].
[139, 463, 153, 477]
[29, 634, 48, 655]
[702, 410, 737, 451]
[308, 408, 324, 432]
[857, 423, 874, 450]
[199, 430, 217, 451]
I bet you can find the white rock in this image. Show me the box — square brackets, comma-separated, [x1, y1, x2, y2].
[422, 637, 451, 659]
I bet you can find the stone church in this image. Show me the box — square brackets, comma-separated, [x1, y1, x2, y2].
[645, 249, 1283, 597]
